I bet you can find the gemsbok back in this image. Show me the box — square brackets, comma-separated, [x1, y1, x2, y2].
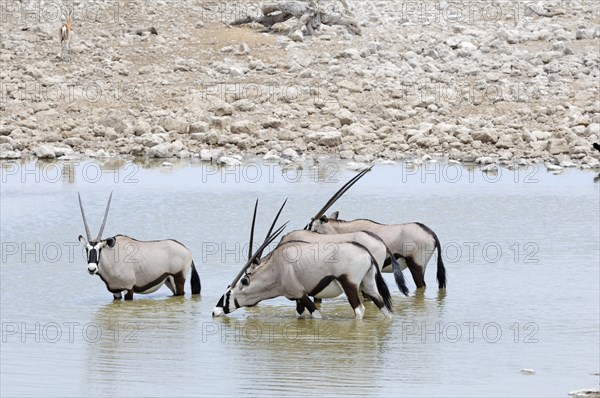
[305, 166, 446, 290]
[213, 201, 393, 319]
[77, 192, 201, 300]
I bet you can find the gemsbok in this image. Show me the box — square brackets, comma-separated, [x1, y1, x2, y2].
[306, 166, 447, 290]
[279, 229, 409, 296]
[213, 201, 393, 319]
[77, 192, 201, 300]
[60, 9, 73, 61]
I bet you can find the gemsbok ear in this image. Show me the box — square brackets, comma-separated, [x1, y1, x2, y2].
[329, 211, 339, 220]
[106, 237, 116, 248]
[78, 235, 87, 245]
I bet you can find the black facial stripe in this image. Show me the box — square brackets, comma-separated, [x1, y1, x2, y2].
[88, 248, 98, 264]
[234, 298, 240, 309]
[224, 291, 231, 314]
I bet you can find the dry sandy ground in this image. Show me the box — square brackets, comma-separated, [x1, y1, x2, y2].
[1, 0, 599, 170]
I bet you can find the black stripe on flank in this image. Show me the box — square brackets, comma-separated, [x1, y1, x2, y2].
[133, 272, 172, 293]
[308, 275, 336, 296]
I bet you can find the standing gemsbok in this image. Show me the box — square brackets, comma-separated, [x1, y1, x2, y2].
[305, 166, 446, 290]
[77, 192, 201, 300]
[213, 201, 393, 319]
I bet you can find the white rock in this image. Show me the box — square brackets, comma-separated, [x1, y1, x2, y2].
[34, 145, 56, 159]
[148, 143, 174, 158]
[263, 150, 281, 161]
[496, 135, 514, 149]
[481, 164, 499, 173]
[290, 31, 304, 42]
[559, 161, 577, 168]
[520, 369, 535, 375]
[475, 156, 494, 164]
[134, 121, 151, 136]
[54, 146, 74, 157]
[159, 116, 188, 134]
[568, 388, 600, 397]
[546, 139, 570, 155]
[0, 150, 21, 159]
[189, 122, 209, 133]
[282, 148, 299, 159]
[585, 123, 600, 135]
[336, 109, 355, 126]
[546, 164, 563, 171]
[347, 162, 370, 171]
[307, 131, 342, 147]
[217, 156, 242, 166]
[200, 148, 223, 161]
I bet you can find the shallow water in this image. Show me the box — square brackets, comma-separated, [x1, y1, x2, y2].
[1, 159, 599, 397]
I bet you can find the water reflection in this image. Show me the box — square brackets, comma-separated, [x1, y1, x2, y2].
[214, 303, 393, 396]
[86, 296, 201, 396]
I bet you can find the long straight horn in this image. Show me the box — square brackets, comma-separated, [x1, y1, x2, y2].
[312, 165, 373, 220]
[255, 198, 287, 259]
[78, 193, 92, 241]
[96, 192, 113, 241]
[248, 199, 259, 260]
[230, 221, 289, 288]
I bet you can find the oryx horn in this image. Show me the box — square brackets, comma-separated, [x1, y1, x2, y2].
[96, 191, 113, 240]
[78, 193, 92, 241]
[311, 165, 373, 220]
[255, 198, 287, 259]
[248, 199, 259, 260]
[230, 221, 289, 288]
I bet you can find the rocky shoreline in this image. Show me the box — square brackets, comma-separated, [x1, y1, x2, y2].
[1, 1, 599, 170]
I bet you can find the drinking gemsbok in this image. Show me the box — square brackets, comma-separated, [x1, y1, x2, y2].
[305, 166, 446, 290]
[213, 201, 393, 319]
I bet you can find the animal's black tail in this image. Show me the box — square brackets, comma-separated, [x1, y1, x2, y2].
[190, 261, 201, 295]
[359, 230, 409, 296]
[351, 241, 394, 313]
[388, 251, 409, 296]
[416, 223, 446, 289]
[374, 266, 393, 312]
[427, 232, 446, 289]
[436, 237, 446, 289]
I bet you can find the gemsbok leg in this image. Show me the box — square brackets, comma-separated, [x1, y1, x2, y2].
[297, 294, 321, 318]
[173, 271, 186, 296]
[337, 275, 365, 319]
[360, 267, 393, 318]
[165, 277, 177, 295]
[404, 256, 426, 288]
